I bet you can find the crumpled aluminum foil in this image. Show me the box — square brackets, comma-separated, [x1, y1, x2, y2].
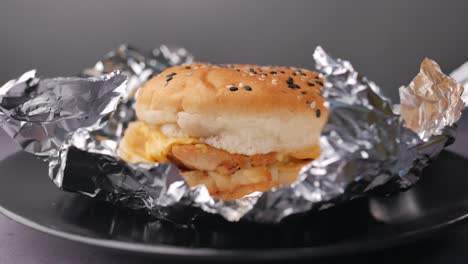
[0, 70, 127, 157]
[0, 45, 464, 223]
[400, 58, 464, 141]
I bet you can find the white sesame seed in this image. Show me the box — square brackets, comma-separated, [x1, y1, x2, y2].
[310, 101, 316, 109]
[360, 151, 369, 159]
[258, 77, 265, 81]
[272, 79, 278, 85]
[238, 82, 244, 88]
[185, 72, 192, 76]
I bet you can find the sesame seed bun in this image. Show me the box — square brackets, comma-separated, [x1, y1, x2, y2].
[136, 63, 326, 120]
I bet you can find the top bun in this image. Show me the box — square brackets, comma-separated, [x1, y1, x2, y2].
[135, 63, 328, 155]
[136, 63, 326, 120]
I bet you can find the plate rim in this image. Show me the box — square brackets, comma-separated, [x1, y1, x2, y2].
[2, 200, 468, 261]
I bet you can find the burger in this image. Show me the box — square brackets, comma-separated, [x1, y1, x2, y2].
[119, 63, 327, 200]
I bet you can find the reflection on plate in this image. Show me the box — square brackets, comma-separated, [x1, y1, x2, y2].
[0, 150, 468, 261]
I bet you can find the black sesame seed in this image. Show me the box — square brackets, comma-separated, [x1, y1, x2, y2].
[244, 85, 252, 91]
[280, 71, 285, 74]
[301, 73, 307, 76]
[314, 76, 320, 79]
[316, 109, 321, 118]
[249, 68, 257, 74]
[166, 73, 177, 79]
[316, 81, 324, 86]
[292, 72, 297, 76]
[307, 82, 315, 87]
[301, 91, 307, 94]
[229, 86, 238, 91]
[286, 77, 294, 84]
[236, 69, 240, 72]
[288, 84, 300, 89]
[185, 66, 191, 69]
[306, 100, 311, 104]
[270, 71, 277, 75]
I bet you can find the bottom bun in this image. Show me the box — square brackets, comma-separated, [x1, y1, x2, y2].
[180, 162, 306, 200]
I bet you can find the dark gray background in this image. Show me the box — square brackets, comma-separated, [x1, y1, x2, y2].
[2, 0, 468, 102]
[2, 0, 468, 263]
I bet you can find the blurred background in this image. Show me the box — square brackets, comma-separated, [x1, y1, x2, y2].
[2, 0, 467, 103]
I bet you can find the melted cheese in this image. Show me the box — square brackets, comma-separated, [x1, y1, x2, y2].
[145, 127, 197, 162]
[119, 121, 198, 163]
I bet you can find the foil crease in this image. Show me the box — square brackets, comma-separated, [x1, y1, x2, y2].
[400, 58, 464, 141]
[0, 45, 463, 223]
[0, 70, 127, 157]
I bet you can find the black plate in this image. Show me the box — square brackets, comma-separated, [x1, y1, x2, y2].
[1, 150, 468, 262]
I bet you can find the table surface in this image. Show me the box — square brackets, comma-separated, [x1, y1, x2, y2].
[3, 0, 468, 263]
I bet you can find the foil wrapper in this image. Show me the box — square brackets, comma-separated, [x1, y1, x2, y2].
[0, 70, 127, 157]
[0, 45, 464, 223]
[400, 58, 464, 140]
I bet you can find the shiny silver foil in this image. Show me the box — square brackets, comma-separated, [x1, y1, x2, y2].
[0, 45, 463, 223]
[400, 58, 464, 141]
[0, 70, 127, 157]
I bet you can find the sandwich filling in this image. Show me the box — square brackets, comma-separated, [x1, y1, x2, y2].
[119, 121, 320, 200]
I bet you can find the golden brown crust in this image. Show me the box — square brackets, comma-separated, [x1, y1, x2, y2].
[136, 63, 327, 117]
